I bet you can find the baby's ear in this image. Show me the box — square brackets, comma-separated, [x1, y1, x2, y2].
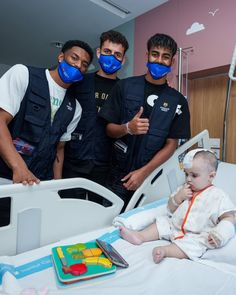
[209, 171, 216, 180]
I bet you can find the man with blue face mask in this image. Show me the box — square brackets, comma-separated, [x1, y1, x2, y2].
[62, 30, 128, 204]
[0, 40, 93, 226]
[99, 33, 190, 210]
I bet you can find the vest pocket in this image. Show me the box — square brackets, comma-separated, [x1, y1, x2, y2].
[26, 94, 48, 121]
[28, 93, 47, 106]
[125, 96, 141, 120]
[112, 139, 129, 170]
[144, 128, 168, 155]
[20, 115, 45, 143]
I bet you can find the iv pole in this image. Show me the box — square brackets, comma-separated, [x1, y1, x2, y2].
[222, 45, 236, 161]
[177, 47, 192, 148]
[177, 47, 193, 95]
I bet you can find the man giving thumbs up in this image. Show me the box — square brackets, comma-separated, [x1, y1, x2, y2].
[99, 33, 190, 210]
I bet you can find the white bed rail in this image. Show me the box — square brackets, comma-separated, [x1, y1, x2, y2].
[0, 178, 123, 256]
[125, 130, 211, 211]
[213, 162, 236, 205]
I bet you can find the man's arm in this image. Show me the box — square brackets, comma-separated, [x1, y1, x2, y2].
[0, 109, 40, 185]
[122, 138, 177, 191]
[53, 142, 65, 179]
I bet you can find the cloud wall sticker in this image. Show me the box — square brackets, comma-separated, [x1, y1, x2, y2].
[186, 22, 205, 35]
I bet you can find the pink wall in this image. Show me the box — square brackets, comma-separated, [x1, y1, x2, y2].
[134, 0, 236, 75]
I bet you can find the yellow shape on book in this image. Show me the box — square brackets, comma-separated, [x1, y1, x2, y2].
[72, 248, 103, 259]
[82, 257, 112, 268]
[82, 248, 102, 257]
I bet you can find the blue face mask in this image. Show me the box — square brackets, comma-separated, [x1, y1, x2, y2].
[99, 54, 122, 74]
[58, 60, 84, 83]
[146, 62, 171, 80]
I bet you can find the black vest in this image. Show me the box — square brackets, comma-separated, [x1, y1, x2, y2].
[113, 75, 181, 172]
[0, 66, 76, 180]
[64, 73, 113, 164]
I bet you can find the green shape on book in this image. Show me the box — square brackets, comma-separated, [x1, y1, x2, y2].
[66, 243, 86, 254]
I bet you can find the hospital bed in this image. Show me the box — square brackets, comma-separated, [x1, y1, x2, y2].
[0, 129, 236, 295]
[0, 129, 209, 256]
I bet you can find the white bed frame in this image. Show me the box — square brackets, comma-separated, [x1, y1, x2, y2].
[0, 178, 123, 256]
[1, 129, 236, 257]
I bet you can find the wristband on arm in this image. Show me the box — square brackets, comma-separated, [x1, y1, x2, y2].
[126, 122, 133, 135]
[171, 196, 179, 207]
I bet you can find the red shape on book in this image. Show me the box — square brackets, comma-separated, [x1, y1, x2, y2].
[63, 263, 87, 276]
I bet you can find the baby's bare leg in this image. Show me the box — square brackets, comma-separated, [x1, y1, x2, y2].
[120, 223, 160, 245]
[152, 243, 188, 264]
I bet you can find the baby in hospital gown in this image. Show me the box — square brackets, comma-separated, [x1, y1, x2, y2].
[120, 149, 236, 263]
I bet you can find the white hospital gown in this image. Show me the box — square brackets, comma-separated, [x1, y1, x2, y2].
[155, 185, 236, 260]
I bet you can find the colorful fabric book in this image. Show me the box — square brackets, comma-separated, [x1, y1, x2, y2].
[51, 241, 116, 285]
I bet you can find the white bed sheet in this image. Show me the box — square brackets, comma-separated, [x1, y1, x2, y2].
[1, 226, 236, 295]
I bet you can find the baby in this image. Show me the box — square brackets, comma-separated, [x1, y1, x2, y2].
[120, 149, 236, 263]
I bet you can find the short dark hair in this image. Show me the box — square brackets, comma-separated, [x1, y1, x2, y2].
[100, 30, 129, 53]
[61, 40, 94, 64]
[147, 33, 178, 57]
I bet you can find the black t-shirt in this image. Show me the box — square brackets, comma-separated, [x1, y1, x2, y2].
[94, 73, 118, 113]
[99, 77, 190, 140]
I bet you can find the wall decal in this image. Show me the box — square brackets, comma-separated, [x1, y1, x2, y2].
[209, 8, 219, 16]
[186, 22, 205, 35]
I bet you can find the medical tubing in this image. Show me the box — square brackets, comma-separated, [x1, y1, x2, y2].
[222, 79, 232, 161]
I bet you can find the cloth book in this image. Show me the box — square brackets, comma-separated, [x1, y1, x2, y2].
[51, 241, 116, 285]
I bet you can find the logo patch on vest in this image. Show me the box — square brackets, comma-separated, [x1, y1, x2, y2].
[175, 104, 182, 115]
[147, 95, 158, 107]
[160, 102, 170, 112]
[66, 101, 73, 111]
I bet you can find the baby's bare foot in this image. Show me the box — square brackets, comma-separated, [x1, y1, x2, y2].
[119, 226, 143, 245]
[152, 247, 165, 264]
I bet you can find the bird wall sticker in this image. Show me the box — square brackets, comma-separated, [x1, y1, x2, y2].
[209, 8, 219, 16]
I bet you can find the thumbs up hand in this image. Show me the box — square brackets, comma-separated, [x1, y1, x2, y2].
[127, 106, 149, 135]
[134, 106, 144, 118]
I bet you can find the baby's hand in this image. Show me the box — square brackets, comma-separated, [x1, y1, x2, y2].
[175, 183, 192, 203]
[208, 231, 222, 248]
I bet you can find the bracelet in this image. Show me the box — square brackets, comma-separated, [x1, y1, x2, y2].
[126, 122, 133, 135]
[171, 196, 179, 207]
